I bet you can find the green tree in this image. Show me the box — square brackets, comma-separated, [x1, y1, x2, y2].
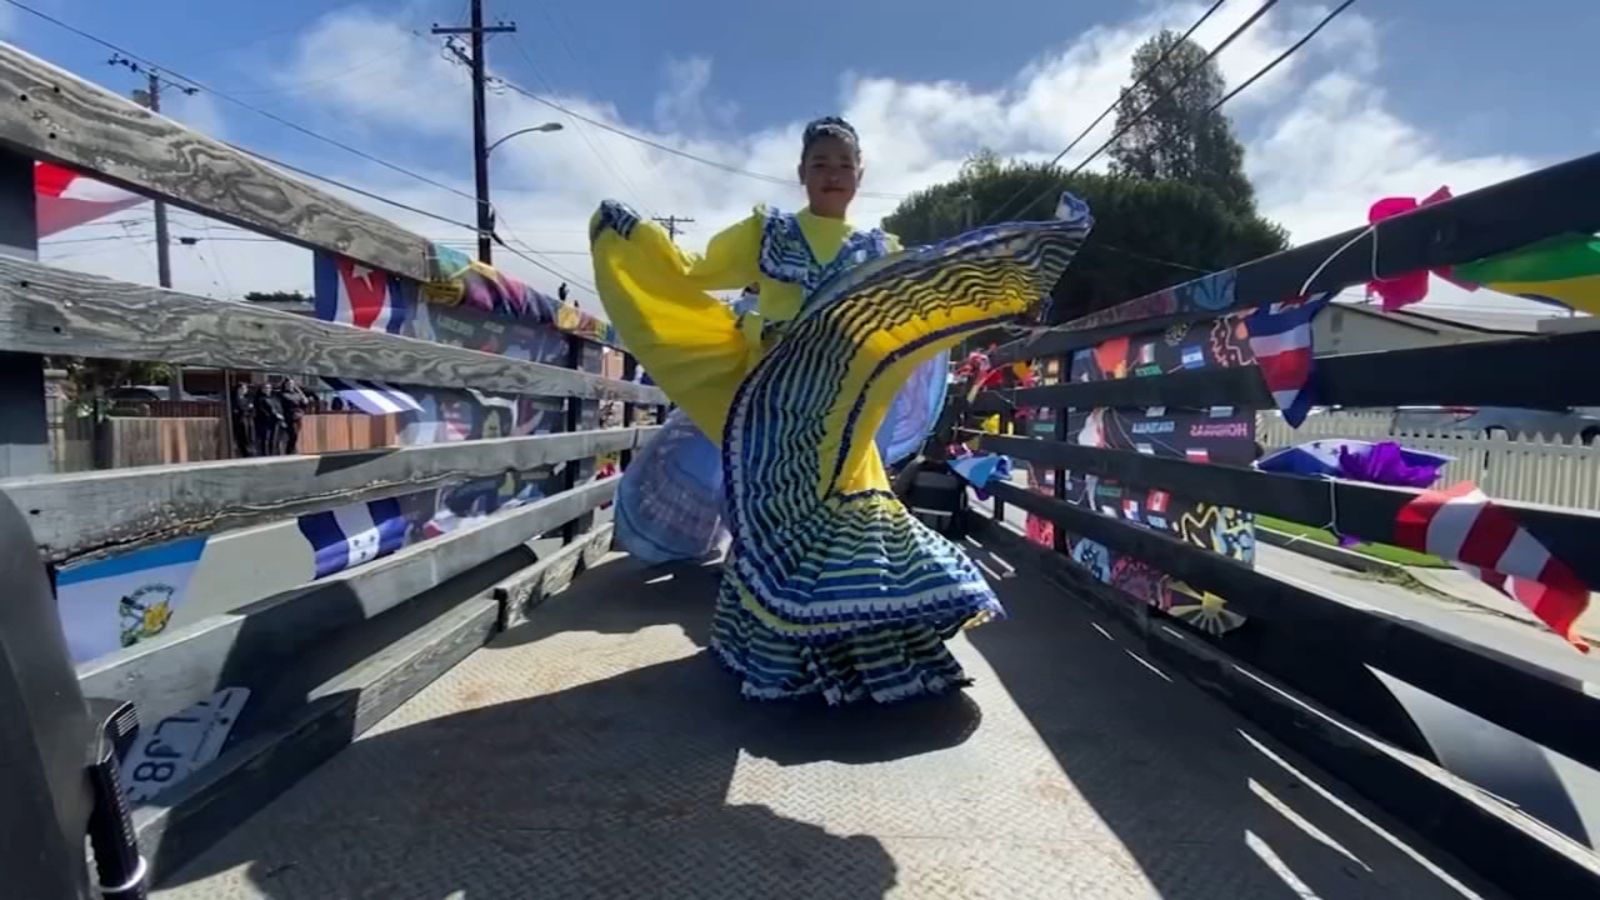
[1108, 30, 1256, 215]
[46, 357, 173, 419]
[883, 159, 1287, 326]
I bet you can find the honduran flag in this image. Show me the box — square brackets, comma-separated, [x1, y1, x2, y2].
[34, 161, 147, 237]
[297, 497, 409, 580]
[1393, 481, 1590, 652]
[313, 252, 418, 334]
[1244, 292, 1331, 428]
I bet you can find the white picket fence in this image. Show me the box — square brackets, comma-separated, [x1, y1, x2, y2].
[1256, 411, 1600, 511]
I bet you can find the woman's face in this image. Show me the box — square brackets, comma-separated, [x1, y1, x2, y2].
[799, 134, 860, 218]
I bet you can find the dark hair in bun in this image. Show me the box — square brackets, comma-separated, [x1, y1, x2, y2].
[802, 116, 860, 157]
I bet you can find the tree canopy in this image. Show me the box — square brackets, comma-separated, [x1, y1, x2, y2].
[1108, 29, 1257, 215]
[882, 158, 1288, 325]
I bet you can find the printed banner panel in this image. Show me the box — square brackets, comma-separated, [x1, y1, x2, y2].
[1019, 313, 1258, 614]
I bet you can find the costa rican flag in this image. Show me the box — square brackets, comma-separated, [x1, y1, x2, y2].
[34, 162, 147, 237]
[1186, 448, 1210, 464]
[297, 498, 409, 579]
[1394, 481, 1590, 652]
[1245, 292, 1331, 427]
[313, 252, 417, 334]
[320, 377, 423, 416]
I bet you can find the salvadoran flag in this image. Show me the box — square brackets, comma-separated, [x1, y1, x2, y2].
[320, 377, 423, 416]
[35, 161, 147, 237]
[297, 498, 408, 579]
[313, 252, 417, 334]
[1245, 292, 1331, 428]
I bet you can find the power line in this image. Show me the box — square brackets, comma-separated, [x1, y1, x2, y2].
[489, 75, 906, 202]
[3, 0, 479, 204]
[1204, 0, 1358, 114]
[1047, 1, 1226, 172]
[1066, 0, 1286, 178]
[512, 15, 662, 208]
[223, 142, 484, 234]
[503, 33, 657, 219]
[987, 0, 1280, 226]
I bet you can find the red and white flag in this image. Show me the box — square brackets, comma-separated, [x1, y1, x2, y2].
[1393, 482, 1590, 652]
[34, 161, 147, 237]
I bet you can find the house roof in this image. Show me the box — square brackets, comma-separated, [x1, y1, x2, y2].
[1335, 301, 1553, 335]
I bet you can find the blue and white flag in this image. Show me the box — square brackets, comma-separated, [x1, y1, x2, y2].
[297, 498, 409, 579]
[55, 536, 208, 663]
[321, 377, 423, 416]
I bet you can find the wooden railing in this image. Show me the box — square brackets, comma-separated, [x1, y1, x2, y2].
[962, 151, 1600, 897]
[0, 40, 666, 886]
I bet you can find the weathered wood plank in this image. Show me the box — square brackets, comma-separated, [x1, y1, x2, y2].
[970, 513, 1600, 900]
[0, 254, 667, 405]
[76, 476, 617, 728]
[495, 523, 615, 631]
[134, 590, 501, 879]
[0, 42, 436, 281]
[5, 426, 657, 564]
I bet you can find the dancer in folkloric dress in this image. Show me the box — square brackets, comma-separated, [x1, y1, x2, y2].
[591, 116, 1093, 704]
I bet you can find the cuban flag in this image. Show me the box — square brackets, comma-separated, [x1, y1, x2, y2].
[1245, 292, 1331, 427]
[297, 498, 409, 579]
[314, 252, 418, 334]
[34, 161, 147, 238]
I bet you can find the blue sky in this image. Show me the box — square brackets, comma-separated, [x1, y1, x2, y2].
[7, 0, 1597, 311]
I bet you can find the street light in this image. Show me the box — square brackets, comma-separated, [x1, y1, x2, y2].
[485, 121, 564, 156]
[477, 121, 563, 263]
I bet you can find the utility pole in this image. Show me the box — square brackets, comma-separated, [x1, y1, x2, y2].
[111, 55, 197, 400]
[434, 2, 516, 264]
[110, 55, 194, 290]
[652, 215, 695, 240]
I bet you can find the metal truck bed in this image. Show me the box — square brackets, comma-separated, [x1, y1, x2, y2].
[151, 553, 1494, 900]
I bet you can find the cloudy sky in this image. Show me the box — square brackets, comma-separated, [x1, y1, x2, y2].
[9, 0, 1597, 316]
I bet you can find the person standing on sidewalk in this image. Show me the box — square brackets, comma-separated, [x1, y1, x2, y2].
[230, 380, 254, 457]
[251, 382, 283, 456]
[276, 378, 309, 454]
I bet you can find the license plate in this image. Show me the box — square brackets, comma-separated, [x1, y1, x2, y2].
[120, 687, 251, 804]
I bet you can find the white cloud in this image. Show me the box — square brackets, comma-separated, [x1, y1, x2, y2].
[653, 57, 739, 136]
[39, 2, 1568, 323]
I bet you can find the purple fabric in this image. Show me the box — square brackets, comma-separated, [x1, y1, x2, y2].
[1336, 440, 1447, 489]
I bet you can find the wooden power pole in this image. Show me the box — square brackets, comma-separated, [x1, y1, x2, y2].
[433, 1, 516, 264]
[652, 215, 695, 240]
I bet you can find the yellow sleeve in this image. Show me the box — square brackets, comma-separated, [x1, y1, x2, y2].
[589, 204, 763, 439]
[682, 212, 763, 292]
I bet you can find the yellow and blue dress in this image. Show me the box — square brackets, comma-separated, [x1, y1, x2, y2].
[590, 196, 1093, 704]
